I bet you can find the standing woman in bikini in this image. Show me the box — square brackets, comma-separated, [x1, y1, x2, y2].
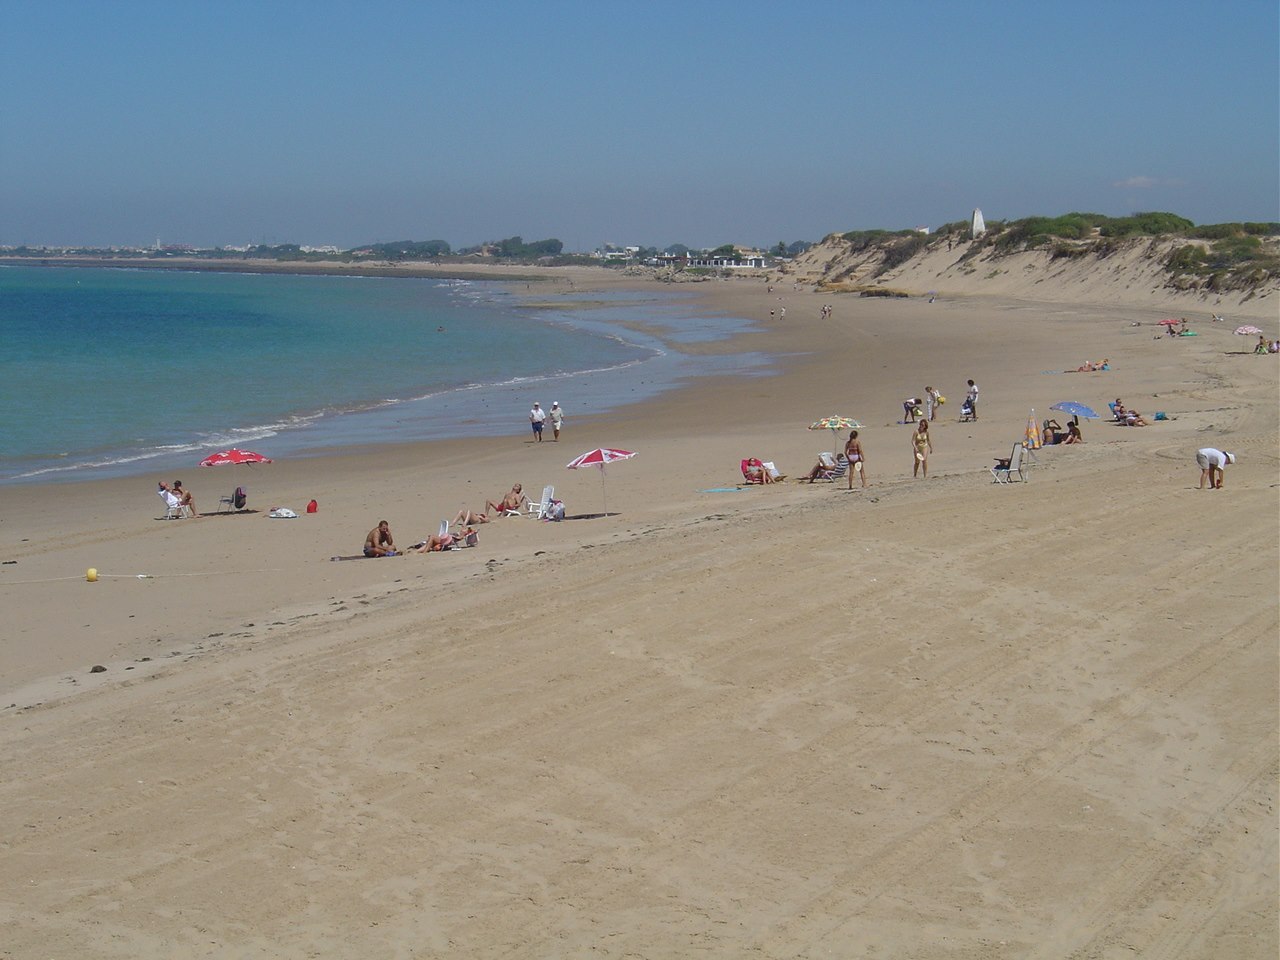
[844, 430, 868, 489]
[912, 420, 932, 478]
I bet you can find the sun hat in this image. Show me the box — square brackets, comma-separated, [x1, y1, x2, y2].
[1225, 452, 1236, 464]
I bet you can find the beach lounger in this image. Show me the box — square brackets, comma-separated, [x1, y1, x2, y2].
[527, 485, 554, 519]
[811, 454, 849, 483]
[991, 444, 1028, 483]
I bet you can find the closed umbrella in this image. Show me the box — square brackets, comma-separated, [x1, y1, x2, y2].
[566, 447, 636, 515]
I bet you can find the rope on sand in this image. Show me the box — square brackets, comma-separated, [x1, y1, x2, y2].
[0, 568, 283, 585]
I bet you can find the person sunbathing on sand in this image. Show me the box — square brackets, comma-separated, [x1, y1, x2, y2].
[453, 507, 489, 525]
[410, 531, 455, 552]
[485, 484, 528, 515]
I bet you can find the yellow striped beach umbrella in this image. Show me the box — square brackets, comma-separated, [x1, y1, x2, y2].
[809, 415, 863, 449]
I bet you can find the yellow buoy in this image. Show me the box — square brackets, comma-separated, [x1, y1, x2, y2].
[86, 568, 98, 582]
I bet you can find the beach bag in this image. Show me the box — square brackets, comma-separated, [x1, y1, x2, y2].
[306, 499, 318, 513]
[464, 529, 479, 547]
[937, 396, 946, 404]
[548, 500, 565, 521]
[233, 486, 247, 509]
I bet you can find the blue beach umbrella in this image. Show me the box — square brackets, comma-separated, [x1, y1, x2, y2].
[1050, 401, 1100, 421]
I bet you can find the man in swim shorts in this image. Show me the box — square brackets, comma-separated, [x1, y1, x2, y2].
[364, 520, 397, 557]
[486, 484, 529, 515]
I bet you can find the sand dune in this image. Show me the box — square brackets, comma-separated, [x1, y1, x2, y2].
[1, 267, 1275, 957]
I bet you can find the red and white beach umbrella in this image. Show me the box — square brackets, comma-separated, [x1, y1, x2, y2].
[566, 447, 636, 515]
[198, 447, 273, 467]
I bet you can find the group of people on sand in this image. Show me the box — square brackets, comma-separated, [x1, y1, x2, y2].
[361, 482, 533, 557]
[902, 386, 946, 424]
[799, 422, 936, 488]
[158, 480, 197, 517]
[528, 402, 564, 442]
[1112, 398, 1148, 427]
[1043, 418, 1084, 444]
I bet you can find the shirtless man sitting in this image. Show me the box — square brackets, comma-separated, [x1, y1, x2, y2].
[364, 520, 397, 557]
[485, 483, 529, 515]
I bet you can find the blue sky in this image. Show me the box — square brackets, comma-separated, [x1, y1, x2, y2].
[2, 0, 1276, 251]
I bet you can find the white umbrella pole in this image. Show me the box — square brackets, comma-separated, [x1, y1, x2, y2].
[599, 465, 607, 515]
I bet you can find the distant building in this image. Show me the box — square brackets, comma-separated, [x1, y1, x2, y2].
[658, 252, 766, 270]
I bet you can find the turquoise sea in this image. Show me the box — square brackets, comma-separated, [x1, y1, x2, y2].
[0, 266, 769, 484]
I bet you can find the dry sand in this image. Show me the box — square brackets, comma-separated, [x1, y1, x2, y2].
[1, 268, 1276, 958]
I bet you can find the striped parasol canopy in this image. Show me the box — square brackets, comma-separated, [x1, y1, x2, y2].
[566, 447, 636, 515]
[809, 416, 863, 448]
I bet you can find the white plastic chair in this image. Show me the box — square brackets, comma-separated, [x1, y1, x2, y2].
[527, 485, 554, 519]
[159, 487, 191, 519]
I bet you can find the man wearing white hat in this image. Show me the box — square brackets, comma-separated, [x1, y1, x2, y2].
[548, 401, 564, 441]
[1195, 447, 1236, 490]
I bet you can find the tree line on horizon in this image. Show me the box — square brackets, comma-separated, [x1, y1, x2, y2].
[3, 213, 1274, 273]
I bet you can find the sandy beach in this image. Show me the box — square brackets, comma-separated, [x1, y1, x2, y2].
[1, 266, 1276, 958]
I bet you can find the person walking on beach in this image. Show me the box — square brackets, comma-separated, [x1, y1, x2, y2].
[529, 402, 546, 441]
[548, 401, 564, 441]
[844, 430, 867, 489]
[912, 421, 933, 478]
[1196, 448, 1236, 489]
[965, 379, 979, 420]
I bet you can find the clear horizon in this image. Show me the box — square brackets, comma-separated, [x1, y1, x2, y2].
[3, 0, 1277, 252]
